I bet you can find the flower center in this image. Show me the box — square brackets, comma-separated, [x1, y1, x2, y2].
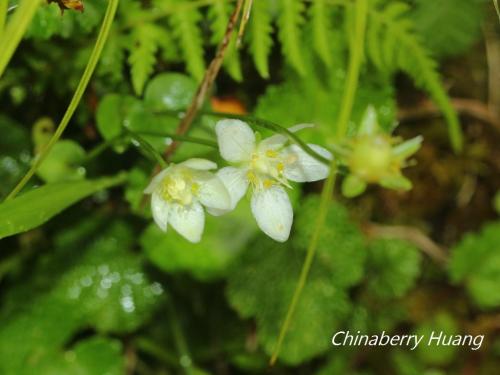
[246, 148, 288, 189]
[159, 170, 199, 206]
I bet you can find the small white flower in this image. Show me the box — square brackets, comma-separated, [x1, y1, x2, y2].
[214, 119, 332, 242]
[144, 158, 231, 243]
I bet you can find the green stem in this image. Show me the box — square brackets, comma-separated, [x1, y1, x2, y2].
[494, 0, 500, 23]
[4, 0, 120, 201]
[0, 0, 40, 78]
[126, 130, 168, 168]
[166, 299, 197, 375]
[270, 0, 368, 365]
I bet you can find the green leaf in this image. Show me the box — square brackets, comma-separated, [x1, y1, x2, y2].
[414, 312, 459, 366]
[410, 0, 484, 57]
[249, 0, 273, 78]
[449, 221, 500, 308]
[168, 4, 205, 81]
[309, 0, 333, 67]
[277, 0, 307, 76]
[0, 116, 31, 199]
[143, 73, 197, 112]
[96, 94, 141, 142]
[293, 196, 367, 288]
[128, 23, 159, 95]
[36, 140, 86, 183]
[0, 174, 127, 239]
[227, 237, 351, 365]
[141, 202, 256, 281]
[366, 239, 421, 299]
[0, 220, 161, 374]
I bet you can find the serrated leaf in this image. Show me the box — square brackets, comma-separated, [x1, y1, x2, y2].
[0, 174, 127, 239]
[366, 239, 421, 299]
[128, 23, 159, 95]
[227, 237, 351, 364]
[168, 5, 205, 81]
[249, 0, 273, 78]
[277, 0, 307, 76]
[293, 196, 367, 288]
[309, 0, 333, 67]
[449, 221, 500, 308]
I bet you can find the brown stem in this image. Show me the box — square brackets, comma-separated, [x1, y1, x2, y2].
[398, 98, 500, 132]
[163, 0, 245, 160]
[362, 223, 449, 264]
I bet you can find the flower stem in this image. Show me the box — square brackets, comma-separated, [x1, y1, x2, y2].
[270, 0, 368, 365]
[0, 0, 40, 78]
[0, 0, 8, 37]
[4, 0, 120, 201]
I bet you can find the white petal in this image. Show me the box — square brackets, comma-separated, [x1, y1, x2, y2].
[251, 186, 293, 242]
[179, 158, 217, 170]
[258, 123, 315, 151]
[215, 119, 255, 162]
[283, 144, 332, 182]
[168, 202, 205, 243]
[195, 173, 231, 211]
[151, 192, 170, 232]
[144, 167, 171, 194]
[215, 166, 249, 210]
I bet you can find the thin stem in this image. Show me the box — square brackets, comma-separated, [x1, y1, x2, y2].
[270, 0, 368, 365]
[494, 0, 500, 23]
[4, 0, 120, 201]
[0, 0, 40, 78]
[126, 130, 168, 168]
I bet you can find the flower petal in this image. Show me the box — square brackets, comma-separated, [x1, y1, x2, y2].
[251, 186, 293, 242]
[168, 202, 205, 243]
[151, 192, 170, 231]
[194, 173, 231, 211]
[215, 119, 255, 162]
[217, 167, 249, 209]
[179, 158, 217, 170]
[283, 144, 332, 182]
[258, 123, 315, 151]
[144, 167, 171, 194]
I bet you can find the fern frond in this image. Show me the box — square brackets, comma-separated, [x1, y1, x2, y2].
[277, 0, 307, 76]
[249, 0, 273, 78]
[367, 2, 463, 151]
[208, 0, 242, 81]
[127, 23, 159, 95]
[168, 5, 205, 81]
[309, 0, 333, 67]
[98, 27, 126, 83]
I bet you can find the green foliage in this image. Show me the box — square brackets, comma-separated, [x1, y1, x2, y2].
[367, 0, 462, 150]
[365, 239, 421, 299]
[37, 140, 86, 182]
[0, 116, 30, 199]
[141, 202, 256, 281]
[128, 23, 160, 95]
[293, 196, 367, 288]
[0, 174, 126, 239]
[449, 221, 500, 308]
[0, 221, 161, 374]
[248, 0, 273, 78]
[227, 237, 351, 365]
[414, 312, 459, 366]
[278, 0, 307, 76]
[410, 0, 484, 57]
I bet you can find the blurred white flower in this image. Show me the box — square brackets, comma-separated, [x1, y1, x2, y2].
[214, 119, 332, 242]
[144, 158, 231, 243]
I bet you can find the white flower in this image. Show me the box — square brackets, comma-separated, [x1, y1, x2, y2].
[214, 119, 332, 242]
[144, 158, 231, 243]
